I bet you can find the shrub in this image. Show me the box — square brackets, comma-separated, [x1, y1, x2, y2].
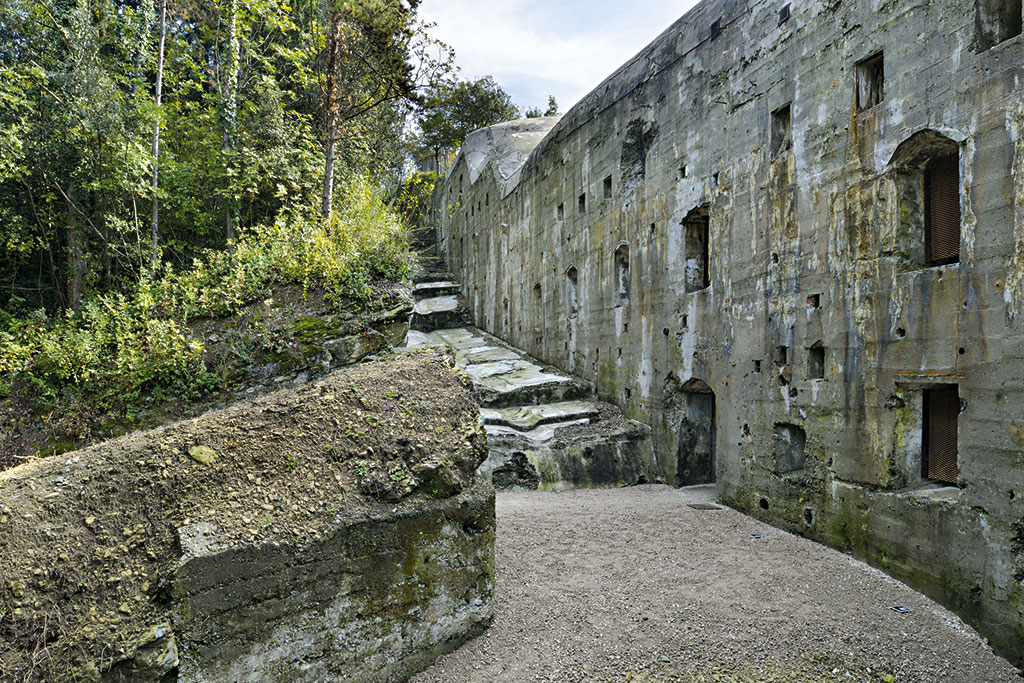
[0, 177, 413, 407]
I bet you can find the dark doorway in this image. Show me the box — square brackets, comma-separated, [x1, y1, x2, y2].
[676, 379, 716, 485]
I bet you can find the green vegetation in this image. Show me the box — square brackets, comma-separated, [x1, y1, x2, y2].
[0, 0, 538, 466]
[0, 177, 412, 423]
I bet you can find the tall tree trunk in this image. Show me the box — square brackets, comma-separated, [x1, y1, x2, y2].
[322, 10, 342, 218]
[66, 182, 85, 312]
[150, 0, 167, 278]
[223, 0, 239, 242]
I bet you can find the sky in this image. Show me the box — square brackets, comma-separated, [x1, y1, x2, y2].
[417, 1, 703, 115]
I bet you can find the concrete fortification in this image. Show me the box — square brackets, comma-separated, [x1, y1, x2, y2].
[437, 0, 1024, 666]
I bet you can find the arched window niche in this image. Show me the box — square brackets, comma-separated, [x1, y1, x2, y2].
[888, 129, 964, 269]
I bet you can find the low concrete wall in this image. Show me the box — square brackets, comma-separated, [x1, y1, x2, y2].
[174, 481, 494, 683]
[0, 352, 493, 682]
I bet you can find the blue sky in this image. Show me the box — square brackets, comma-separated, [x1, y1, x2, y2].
[418, 1, 703, 115]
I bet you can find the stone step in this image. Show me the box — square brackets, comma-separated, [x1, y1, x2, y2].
[481, 400, 601, 432]
[414, 280, 461, 298]
[414, 327, 593, 408]
[480, 405, 655, 490]
[411, 296, 469, 332]
[413, 269, 456, 284]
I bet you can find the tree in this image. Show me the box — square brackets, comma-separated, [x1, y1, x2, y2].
[150, 0, 167, 277]
[320, 0, 451, 217]
[414, 76, 520, 174]
[524, 95, 558, 118]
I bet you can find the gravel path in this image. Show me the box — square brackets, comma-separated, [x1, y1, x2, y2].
[411, 485, 1021, 683]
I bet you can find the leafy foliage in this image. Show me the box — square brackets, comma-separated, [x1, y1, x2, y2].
[0, 0, 444, 314]
[0, 179, 412, 407]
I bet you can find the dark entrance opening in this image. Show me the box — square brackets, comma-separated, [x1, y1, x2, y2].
[676, 379, 716, 485]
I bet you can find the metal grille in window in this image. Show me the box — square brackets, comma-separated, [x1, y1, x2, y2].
[924, 386, 959, 484]
[925, 155, 961, 264]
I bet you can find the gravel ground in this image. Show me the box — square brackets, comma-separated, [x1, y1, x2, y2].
[411, 485, 1021, 683]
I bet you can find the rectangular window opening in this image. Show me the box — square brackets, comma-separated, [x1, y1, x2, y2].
[773, 345, 790, 366]
[779, 4, 791, 24]
[603, 176, 613, 199]
[683, 206, 711, 292]
[578, 193, 587, 213]
[614, 245, 630, 306]
[976, 0, 1022, 50]
[710, 18, 722, 40]
[925, 154, 961, 265]
[808, 345, 825, 380]
[557, 203, 564, 221]
[923, 385, 959, 485]
[754, 359, 762, 373]
[771, 104, 792, 157]
[855, 52, 884, 111]
[807, 293, 821, 310]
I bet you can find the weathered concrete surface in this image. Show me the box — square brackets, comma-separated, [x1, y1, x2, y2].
[0, 354, 494, 682]
[436, 0, 1024, 667]
[174, 480, 494, 683]
[407, 280, 658, 490]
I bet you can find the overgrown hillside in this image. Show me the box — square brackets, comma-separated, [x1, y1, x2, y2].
[0, 180, 414, 469]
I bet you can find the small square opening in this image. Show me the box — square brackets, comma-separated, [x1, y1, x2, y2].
[710, 18, 722, 40]
[773, 345, 789, 365]
[976, 0, 1022, 50]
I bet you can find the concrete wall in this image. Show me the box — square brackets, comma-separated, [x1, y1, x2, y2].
[0, 353, 494, 681]
[438, 0, 1024, 665]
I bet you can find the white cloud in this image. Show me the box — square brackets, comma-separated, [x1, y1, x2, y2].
[418, 0, 700, 113]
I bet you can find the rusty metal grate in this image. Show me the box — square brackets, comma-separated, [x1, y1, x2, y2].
[925, 154, 961, 265]
[924, 386, 959, 484]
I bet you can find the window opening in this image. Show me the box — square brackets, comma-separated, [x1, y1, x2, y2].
[808, 344, 825, 380]
[557, 203, 564, 221]
[578, 193, 587, 213]
[771, 104, 792, 157]
[773, 423, 806, 473]
[603, 176, 613, 199]
[807, 293, 821, 310]
[710, 18, 722, 40]
[855, 52, 884, 111]
[614, 244, 630, 306]
[976, 0, 1022, 50]
[925, 154, 961, 265]
[923, 385, 959, 485]
[779, 4, 791, 24]
[683, 205, 711, 292]
[566, 267, 579, 318]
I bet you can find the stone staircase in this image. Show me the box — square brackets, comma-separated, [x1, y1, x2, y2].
[405, 262, 657, 491]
